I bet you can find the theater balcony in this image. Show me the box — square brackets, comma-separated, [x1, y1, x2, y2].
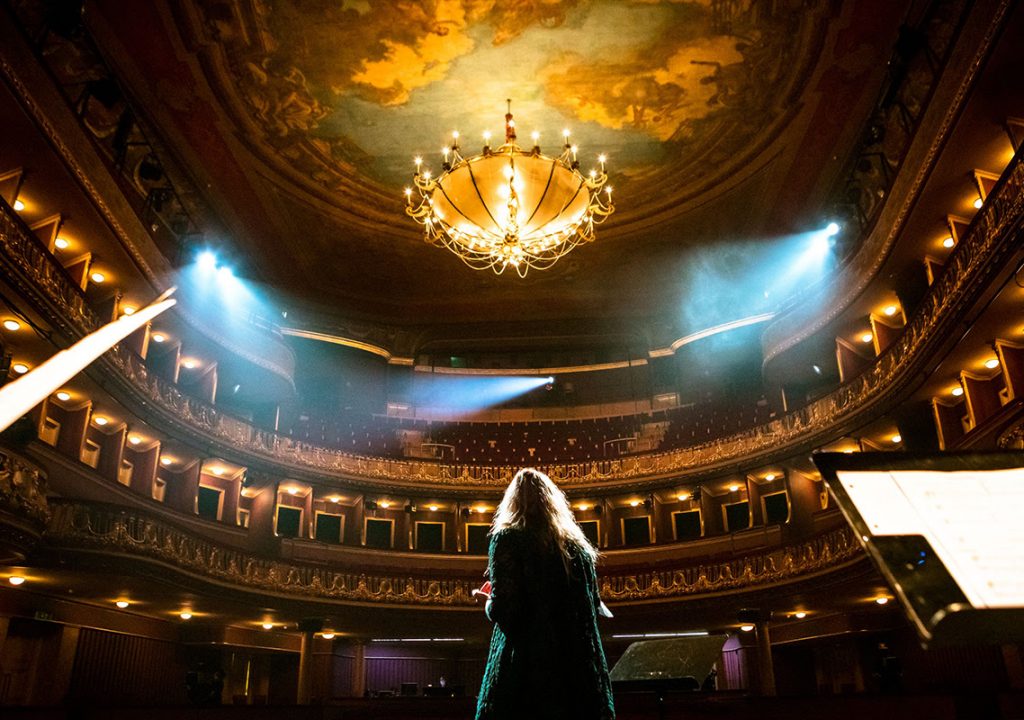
[1, 0, 1024, 715]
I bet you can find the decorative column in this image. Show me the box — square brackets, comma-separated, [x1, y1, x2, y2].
[296, 618, 323, 704]
[754, 620, 776, 696]
[352, 640, 367, 697]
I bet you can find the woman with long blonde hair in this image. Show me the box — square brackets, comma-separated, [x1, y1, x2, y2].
[475, 468, 615, 720]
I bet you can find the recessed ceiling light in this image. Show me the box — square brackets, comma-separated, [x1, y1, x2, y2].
[13, 199, 25, 211]
[3, 319, 21, 331]
[262, 622, 274, 630]
[93, 416, 108, 426]
[179, 611, 193, 620]
[90, 272, 106, 283]
[578, 503, 590, 511]
[729, 484, 740, 492]
[764, 473, 776, 481]
[212, 467, 224, 476]
[794, 611, 807, 619]
[942, 236, 955, 248]
[129, 436, 142, 445]
[429, 504, 438, 512]
[182, 359, 197, 369]
[883, 305, 897, 316]
[151, 333, 166, 343]
[378, 499, 390, 508]
[8, 576, 26, 586]
[973, 197, 983, 209]
[629, 500, 640, 507]
[122, 306, 136, 316]
[330, 496, 340, 503]
[739, 624, 754, 632]
[860, 332, 873, 344]
[875, 597, 889, 605]
[286, 486, 298, 495]
[676, 493, 688, 502]
[321, 632, 336, 640]
[56, 391, 71, 401]
[116, 600, 130, 609]
[891, 434, 902, 444]
[951, 386, 964, 397]
[160, 457, 172, 466]
[54, 237, 70, 249]
[12, 362, 29, 374]
[985, 358, 999, 369]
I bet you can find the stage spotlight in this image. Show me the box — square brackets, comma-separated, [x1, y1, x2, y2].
[197, 250, 217, 271]
[217, 266, 235, 283]
[825, 221, 840, 236]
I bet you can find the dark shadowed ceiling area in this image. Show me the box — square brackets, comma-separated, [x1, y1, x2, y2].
[84, 0, 912, 355]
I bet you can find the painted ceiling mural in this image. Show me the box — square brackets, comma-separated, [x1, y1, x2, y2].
[200, 0, 830, 219]
[77, 0, 911, 342]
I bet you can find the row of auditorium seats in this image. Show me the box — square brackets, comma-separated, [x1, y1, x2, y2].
[284, 399, 776, 464]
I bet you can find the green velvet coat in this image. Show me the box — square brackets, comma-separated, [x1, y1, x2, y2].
[475, 527, 615, 720]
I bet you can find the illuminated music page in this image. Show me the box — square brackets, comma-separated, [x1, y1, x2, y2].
[836, 468, 1024, 609]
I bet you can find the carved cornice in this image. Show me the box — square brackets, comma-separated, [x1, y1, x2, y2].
[43, 501, 862, 607]
[0, 447, 51, 560]
[762, 0, 1007, 368]
[0, 53, 164, 287]
[601, 526, 862, 603]
[0, 448, 50, 528]
[0, 45, 297, 392]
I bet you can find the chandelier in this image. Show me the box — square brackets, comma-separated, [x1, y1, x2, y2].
[405, 101, 614, 277]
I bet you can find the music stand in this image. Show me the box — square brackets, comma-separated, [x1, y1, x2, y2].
[814, 451, 1024, 646]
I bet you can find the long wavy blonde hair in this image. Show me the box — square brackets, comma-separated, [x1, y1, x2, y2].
[491, 468, 597, 563]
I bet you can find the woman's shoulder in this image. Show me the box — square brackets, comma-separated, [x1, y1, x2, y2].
[488, 526, 526, 548]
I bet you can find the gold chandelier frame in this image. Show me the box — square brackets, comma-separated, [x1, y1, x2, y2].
[405, 102, 614, 277]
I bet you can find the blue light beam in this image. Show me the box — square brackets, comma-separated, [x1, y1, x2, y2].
[412, 374, 552, 414]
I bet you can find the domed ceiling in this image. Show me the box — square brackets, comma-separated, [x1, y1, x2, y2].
[88, 0, 909, 355]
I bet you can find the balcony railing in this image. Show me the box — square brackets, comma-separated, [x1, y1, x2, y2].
[2, 144, 1024, 489]
[44, 500, 862, 607]
[2, 144, 1023, 489]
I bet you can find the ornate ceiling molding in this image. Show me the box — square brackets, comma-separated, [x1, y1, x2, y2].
[762, 0, 1002, 369]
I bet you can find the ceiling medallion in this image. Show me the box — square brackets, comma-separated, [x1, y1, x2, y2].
[405, 101, 614, 277]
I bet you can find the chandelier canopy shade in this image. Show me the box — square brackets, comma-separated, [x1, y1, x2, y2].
[405, 102, 614, 277]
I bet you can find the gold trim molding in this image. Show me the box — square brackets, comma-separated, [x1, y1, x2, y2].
[45, 501, 862, 607]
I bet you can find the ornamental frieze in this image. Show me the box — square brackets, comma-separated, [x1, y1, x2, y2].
[45, 501, 861, 607]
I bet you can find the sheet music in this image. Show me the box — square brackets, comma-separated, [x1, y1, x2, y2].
[836, 468, 1024, 609]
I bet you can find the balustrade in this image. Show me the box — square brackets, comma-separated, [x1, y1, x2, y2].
[44, 499, 861, 607]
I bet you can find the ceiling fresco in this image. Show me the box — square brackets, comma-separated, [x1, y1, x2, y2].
[206, 0, 830, 214]
[84, 0, 907, 348]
